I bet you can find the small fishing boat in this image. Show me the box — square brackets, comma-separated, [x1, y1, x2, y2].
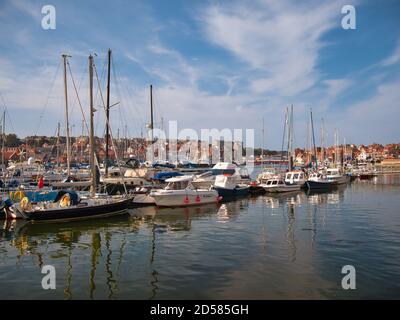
[284, 170, 307, 188]
[261, 178, 301, 193]
[150, 175, 220, 207]
[306, 173, 338, 190]
[213, 174, 249, 198]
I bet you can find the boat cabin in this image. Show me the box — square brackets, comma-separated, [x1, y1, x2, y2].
[164, 175, 195, 190]
[285, 171, 306, 184]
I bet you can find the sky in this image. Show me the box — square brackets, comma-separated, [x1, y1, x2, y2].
[0, 0, 399, 149]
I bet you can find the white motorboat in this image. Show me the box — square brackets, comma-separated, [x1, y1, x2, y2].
[213, 173, 249, 198]
[192, 162, 249, 189]
[284, 170, 307, 187]
[150, 175, 220, 207]
[260, 178, 301, 193]
[306, 172, 338, 190]
[256, 167, 281, 184]
[325, 168, 350, 185]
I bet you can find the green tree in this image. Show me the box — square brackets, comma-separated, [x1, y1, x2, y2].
[5, 133, 20, 147]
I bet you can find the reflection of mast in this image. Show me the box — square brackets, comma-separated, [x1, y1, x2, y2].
[149, 222, 159, 300]
[105, 232, 115, 299]
[89, 232, 101, 299]
[64, 231, 73, 299]
[286, 204, 296, 262]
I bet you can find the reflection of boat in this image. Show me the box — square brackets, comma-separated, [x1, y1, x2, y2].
[261, 178, 301, 193]
[213, 174, 249, 198]
[150, 176, 220, 207]
[306, 173, 338, 190]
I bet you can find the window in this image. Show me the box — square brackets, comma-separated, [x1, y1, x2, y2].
[293, 174, 299, 179]
[272, 181, 278, 185]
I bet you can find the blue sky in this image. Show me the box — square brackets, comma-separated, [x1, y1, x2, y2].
[0, 0, 399, 149]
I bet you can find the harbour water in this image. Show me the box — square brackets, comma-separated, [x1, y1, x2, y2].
[1, 173, 400, 299]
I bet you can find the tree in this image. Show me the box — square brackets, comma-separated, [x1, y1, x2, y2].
[5, 133, 21, 147]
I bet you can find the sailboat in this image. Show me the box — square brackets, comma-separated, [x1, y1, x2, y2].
[3, 54, 131, 222]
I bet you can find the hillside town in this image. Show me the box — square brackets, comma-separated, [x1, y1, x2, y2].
[1, 133, 399, 166]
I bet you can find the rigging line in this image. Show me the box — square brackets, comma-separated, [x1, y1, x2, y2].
[67, 62, 87, 124]
[0, 93, 16, 134]
[122, 81, 146, 130]
[94, 61, 128, 195]
[67, 61, 90, 136]
[33, 59, 62, 136]
[110, 56, 126, 131]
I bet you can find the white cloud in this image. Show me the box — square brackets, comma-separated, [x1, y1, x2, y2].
[381, 39, 400, 66]
[201, 0, 345, 96]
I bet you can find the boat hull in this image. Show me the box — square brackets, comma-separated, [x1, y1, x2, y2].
[15, 198, 131, 222]
[214, 186, 249, 198]
[263, 184, 301, 193]
[306, 180, 338, 190]
[151, 190, 219, 207]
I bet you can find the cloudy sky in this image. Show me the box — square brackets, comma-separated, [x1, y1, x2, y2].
[0, 0, 399, 149]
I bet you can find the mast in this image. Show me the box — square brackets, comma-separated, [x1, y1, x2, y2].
[149, 84, 154, 160]
[150, 84, 154, 141]
[1, 109, 5, 167]
[62, 54, 71, 176]
[320, 118, 325, 163]
[310, 109, 318, 169]
[89, 54, 96, 196]
[261, 117, 265, 165]
[288, 105, 294, 171]
[56, 122, 60, 169]
[105, 48, 111, 176]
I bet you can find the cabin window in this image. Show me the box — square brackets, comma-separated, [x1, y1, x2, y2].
[267, 181, 272, 185]
[272, 181, 278, 185]
[293, 174, 299, 179]
[279, 181, 284, 185]
[286, 174, 292, 179]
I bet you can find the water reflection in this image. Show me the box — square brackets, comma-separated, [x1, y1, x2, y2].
[0, 175, 399, 299]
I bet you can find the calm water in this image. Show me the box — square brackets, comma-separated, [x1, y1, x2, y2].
[1, 173, 400, 299]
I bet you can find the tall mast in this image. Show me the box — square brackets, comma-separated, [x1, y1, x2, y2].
[288, 105, 294, 171]
[320, 118, 325, 163]
[105, 48, 111, 176]
[56, 122, 60, 169]
[62, 54, 71, 176]
[149, 84, 154, 160]
[89, 54, 96, 196]
[261, 117, 265, 162]
[310, 109, 318, 169]
[1, 109, 5, 167]
[150, 84, 154, 141]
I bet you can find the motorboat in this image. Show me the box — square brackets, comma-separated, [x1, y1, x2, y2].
[150, 175, 220, 207]
[325, 168, 350, 185]
[256, 167, 282, 184]
[284, 170, 307, 187]
[213, 173, 249, 198]
[192, 162, 249, 189]
[260, 178, 301, 193]
[306, 172, 338, 190]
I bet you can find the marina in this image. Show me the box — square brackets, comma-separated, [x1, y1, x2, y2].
[1, 0, 399, 304]
[1, 172, 399, 299]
